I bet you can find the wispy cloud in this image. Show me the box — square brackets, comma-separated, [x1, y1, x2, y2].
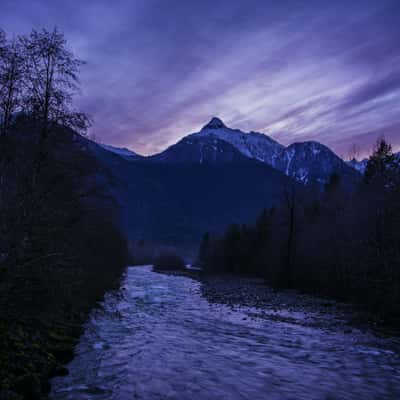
[1, 0, 399, 156]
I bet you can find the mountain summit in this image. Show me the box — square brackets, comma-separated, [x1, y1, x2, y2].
[85, 116, 362, 248]
[156, 118, 360, 186]
[98, 117, 361, 187]
[201, 117, 226, 130]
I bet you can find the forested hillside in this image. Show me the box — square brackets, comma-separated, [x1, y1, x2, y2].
[198, 138, 400, 326]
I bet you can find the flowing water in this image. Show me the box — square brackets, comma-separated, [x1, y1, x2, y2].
[51, 266, 400, 400]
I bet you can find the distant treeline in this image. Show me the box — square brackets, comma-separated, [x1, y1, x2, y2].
[0, 28, 128, 398]
[198, 139, 400, 326]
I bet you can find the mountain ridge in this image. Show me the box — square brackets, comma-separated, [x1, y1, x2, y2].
[79, 133, 296, 249]
[135, 117, 360, 186]
[73, 117, 365, 249]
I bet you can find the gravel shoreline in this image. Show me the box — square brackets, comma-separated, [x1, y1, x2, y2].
[202, 275, 353, 329]
[157, 268, 397, 336]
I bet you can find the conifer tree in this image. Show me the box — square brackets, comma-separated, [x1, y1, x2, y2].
[365, 137, 395, 185]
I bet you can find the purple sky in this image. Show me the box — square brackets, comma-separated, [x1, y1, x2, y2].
[1, 0, 400, 158]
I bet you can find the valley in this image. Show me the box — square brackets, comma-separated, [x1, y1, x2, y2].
[88, 117, 363, 250]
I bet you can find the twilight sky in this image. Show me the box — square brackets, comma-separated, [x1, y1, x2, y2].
[1, 0, 400, 157]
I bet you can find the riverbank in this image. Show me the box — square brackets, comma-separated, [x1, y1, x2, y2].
[52, 266, 400, 400]
[0, 227, 128, 400]
[0, 269, 126, 400]
[156, 268, 397, 335]
[0, 317, 83, 399]
[0, 120, 130, 399]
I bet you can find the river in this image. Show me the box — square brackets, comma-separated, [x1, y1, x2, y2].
[51, 266, 400, 400]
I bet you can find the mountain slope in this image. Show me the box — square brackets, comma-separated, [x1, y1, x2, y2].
[81, 117, 363, 250]
[147, 134, 256, 164]
[192, 117, 284, 166]
[152, 117, 360, 186]
[117, 162, 294, 247]
[99, 143, 141, 160]
[80, 134, 296, 249]
[95, 117, 360, 187]
[277, 141, 359, 185]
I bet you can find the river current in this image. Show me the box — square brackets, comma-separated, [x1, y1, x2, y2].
[51, 266, 400, 400]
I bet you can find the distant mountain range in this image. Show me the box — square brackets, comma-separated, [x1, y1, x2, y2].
[83, 134, 294, 251]
[107, 117, 400, 180]
[83, 117, 366, 251]
[101, 121, 399, 182]
[141, 117, 360, 186]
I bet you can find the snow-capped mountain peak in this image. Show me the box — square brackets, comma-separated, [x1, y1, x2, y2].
[96, 117, 361, 187]
[201, 117, 227, 130]
[189, 118, 360, 185]
[194, 119, 284, 166]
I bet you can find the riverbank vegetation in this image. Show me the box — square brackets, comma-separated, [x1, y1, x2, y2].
[198, 138, 400, 327]
[153, 251, 186, 271]
[0, 29, 128, 399]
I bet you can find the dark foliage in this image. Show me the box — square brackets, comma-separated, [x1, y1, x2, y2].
[0, 117, 129, 398]
[0, 28, 128, 399]
[129, 239, 157, 266]
[153, 251, 186, 271]
[199, 138, 400, 326]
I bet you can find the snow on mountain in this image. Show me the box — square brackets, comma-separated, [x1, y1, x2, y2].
[147, 134, 254, 164]
[347, 152, 399, 174]
[96, 117, 361, 186]
[188, 117, 358, 185]
[192, 117, 284, 166]
[276, 141, 357, 185]
[99, 143, 140, 160]
[347, 158, 368, 174]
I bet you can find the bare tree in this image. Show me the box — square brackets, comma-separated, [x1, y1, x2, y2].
[0, 29, 5, 54]
[0, 32, 25, 251]
[0, 28, 93, 268]
[348, 143, 360, 161]
[0, 29, 5, 57]
[0, 32, 24, 136]
[20, 28, 90, 139]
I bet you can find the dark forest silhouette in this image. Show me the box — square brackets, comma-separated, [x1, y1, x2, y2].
[0, 28, 128, 399]
[198, 137, 400, 325]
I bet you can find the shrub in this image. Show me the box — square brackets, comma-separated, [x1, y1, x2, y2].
[153, 251, 185, 271]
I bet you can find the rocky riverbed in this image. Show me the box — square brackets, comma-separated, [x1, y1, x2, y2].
[160, 269, 387, 334]
[200, 275, 385, 333]
[52, 266, 400, 400]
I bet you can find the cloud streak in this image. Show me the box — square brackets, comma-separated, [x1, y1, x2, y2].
[1, 0, 399, 157]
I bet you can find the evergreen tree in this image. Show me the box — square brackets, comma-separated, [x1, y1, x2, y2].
[365, 137, 395, 185]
